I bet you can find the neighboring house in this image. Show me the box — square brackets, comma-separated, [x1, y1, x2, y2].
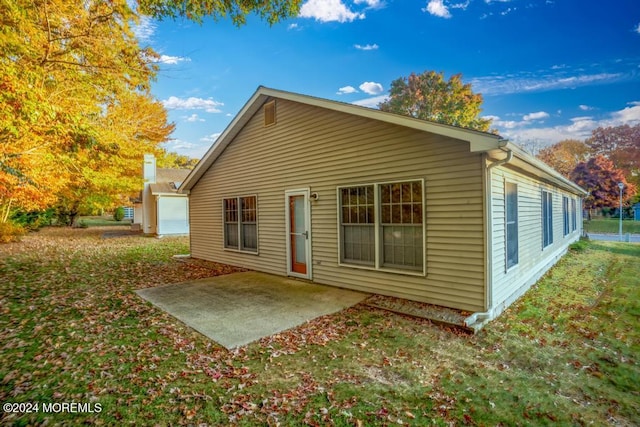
[133, 154, 190, 236]
[179, 87, 586, 329]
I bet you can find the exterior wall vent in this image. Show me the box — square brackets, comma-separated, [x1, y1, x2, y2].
[264, 100, 276, 127]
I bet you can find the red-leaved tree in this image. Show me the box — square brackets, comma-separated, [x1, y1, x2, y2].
[586, 124, 640, 183]
[571, 155, 636, 210]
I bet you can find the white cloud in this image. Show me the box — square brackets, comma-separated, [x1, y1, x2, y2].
[288, 23, 300, 30]
[163, 96, 224, 113]
[161, 139, 209, 159]
[133, 16, 156, 42]
[352, 95, 388, 108]
[451, 0, 470, 10]
[496, 103, 640, 148]
[635, 23, 640, 34]
[337, 86, 358, 95]
[354, 0, 384, 7]
[159, 55, 191, 65]
[523, 111, 549, 121]
[200, 132, 222, 143]
[579, 104, 594, 111]
[423, 0, 452, 18]
[471, 71, 624, 95]
[355, 43, 379, 51]
[299, 0, 365, 23]
[359, 81, 384, 95]
[610, 102, 640, 125]
[184, 114, 205, 122]
[487, 116, 520, 129]
[488, 114, 529, 130]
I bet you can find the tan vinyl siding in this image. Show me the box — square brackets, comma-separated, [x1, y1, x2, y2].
[490, 165, 581, 310]
[190, 98, 486, 311]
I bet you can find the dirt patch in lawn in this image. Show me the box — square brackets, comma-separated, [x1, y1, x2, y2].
[364, 294, 473, 331]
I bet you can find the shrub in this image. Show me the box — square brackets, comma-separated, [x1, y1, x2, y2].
[113, 207, 125, 222]
[0, 221, 26, 243]
[569, 239, 590, 252]
[11, 208, 56, 230]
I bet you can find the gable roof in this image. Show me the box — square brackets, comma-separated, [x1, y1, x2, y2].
[179, 86, 586, 196]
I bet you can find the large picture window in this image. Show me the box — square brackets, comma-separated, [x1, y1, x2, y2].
[338, 180, 425, 274]
[224, 195, 258, 253]
[505, 182, 518, 269]
[542, 190, 553, 248]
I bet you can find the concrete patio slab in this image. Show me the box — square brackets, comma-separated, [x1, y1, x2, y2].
[136, 271, 368, 349]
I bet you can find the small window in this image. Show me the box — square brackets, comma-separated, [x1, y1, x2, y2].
[223, 196, 258, 253]
[505, 182, 518, 269]
[542, 190, 553, 248]
[264, 100, 276, 127]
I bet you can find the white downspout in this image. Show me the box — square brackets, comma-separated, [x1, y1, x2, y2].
[465, 147, 513, 330]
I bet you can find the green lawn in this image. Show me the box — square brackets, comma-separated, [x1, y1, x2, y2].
[1, 228, 638, 425]
[584, 218, 640, 234]
[78, 215, 132, 227]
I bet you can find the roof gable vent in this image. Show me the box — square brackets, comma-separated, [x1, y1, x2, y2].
[264, 100, 276, 127]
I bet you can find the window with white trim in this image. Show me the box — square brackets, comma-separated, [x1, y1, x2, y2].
[380, 182, 423, 270]
[571, 198, 577, 232]
[505, 182, 518, 269]
[563, 196, 570, 236]
[542, 190, 553, 248]
[340, 185, 375, 266]
[223, 196, 258, 253]
[339, 180, 424, 273]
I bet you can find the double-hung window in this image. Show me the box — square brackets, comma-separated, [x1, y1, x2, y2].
[339, 180, 425, 274]
[340, 186, 375, 265]
[505, 182, 518, 269]
[542, 190, 553, 248]
[571, 198, 577, 232]
[563, 196, 570, 236]
[223, 196, 258, 253]
[380, 182, 424, 271]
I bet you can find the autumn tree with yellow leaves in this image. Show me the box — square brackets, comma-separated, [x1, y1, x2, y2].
[1, 0, 170, 224]
[1, 0, 301, 228]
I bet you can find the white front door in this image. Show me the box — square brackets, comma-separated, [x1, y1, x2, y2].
[285, 189, 311, 279]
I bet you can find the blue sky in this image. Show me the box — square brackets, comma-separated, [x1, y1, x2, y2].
[135, 0, 640, 159]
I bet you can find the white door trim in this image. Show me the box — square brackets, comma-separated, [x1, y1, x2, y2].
[285, 188, 312, 279]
